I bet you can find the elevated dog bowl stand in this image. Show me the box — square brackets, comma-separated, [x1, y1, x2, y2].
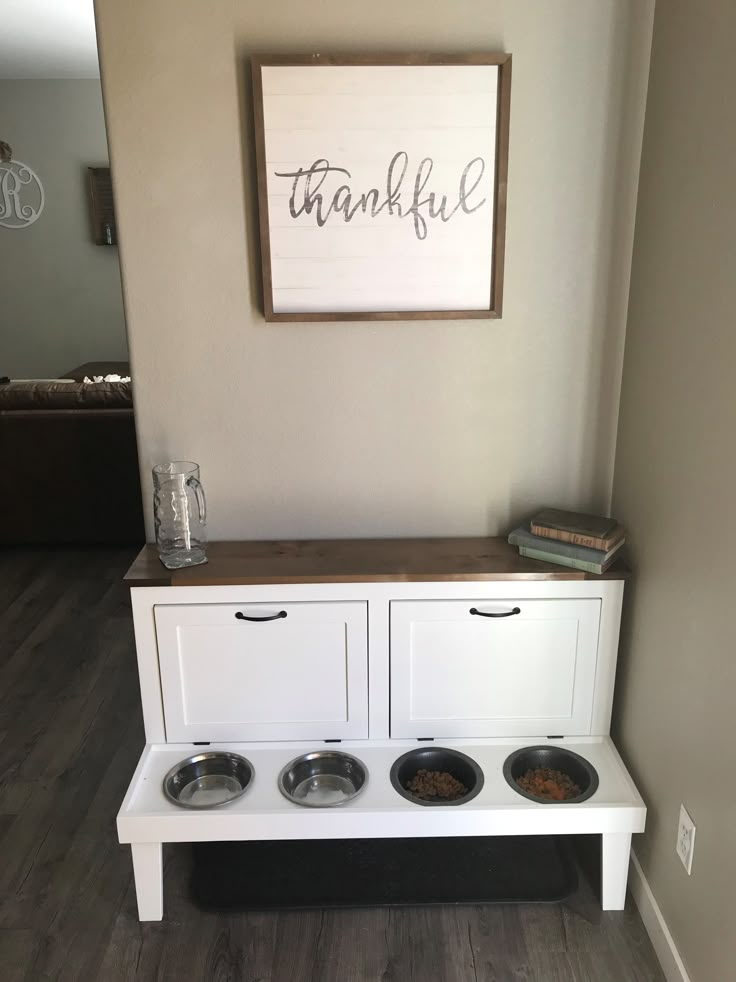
[119, 538, 645, 920]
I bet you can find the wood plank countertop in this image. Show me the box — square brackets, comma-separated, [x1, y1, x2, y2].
[124, 538, 629, 587]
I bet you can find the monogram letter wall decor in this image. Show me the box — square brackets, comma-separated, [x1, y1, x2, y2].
[0, 143, 45, 230]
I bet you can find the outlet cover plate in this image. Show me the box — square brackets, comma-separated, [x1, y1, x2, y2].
[676, 804, 696, 874]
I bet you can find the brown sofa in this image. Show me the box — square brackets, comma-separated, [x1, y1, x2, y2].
[0, 368, 144, 545]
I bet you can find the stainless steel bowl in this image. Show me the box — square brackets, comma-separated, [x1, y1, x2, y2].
[390, 747, 484, 806]
[503, 745, 599, 804]
[163, 752, 254, 809]
[278, 751, 368, 808]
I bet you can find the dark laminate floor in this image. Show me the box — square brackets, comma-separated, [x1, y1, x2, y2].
[0, 548, 665, 982]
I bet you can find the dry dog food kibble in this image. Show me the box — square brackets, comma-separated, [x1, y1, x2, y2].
[516, 767, 581, 801]
[406, 769, 468, 801]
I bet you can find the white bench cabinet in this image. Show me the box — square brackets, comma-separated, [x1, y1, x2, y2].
[119, 537, 642, 922]
[390, 598, 601, 739]
[155, 601, 368, 742]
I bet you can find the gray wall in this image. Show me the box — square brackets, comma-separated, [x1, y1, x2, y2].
[0, 79, 127, 378]
[612, 1, 736, 980]
[95, 0, 653, 540]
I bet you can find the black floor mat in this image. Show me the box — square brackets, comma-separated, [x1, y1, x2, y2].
[191, 835, 578, 911]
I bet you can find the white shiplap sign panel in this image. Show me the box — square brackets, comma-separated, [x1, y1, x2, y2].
[253, 56, 511, 320]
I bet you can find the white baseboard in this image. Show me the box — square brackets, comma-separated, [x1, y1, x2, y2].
[629, 851, 692, 982]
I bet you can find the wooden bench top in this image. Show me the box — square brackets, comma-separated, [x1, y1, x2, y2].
[125, 537, 629, 587]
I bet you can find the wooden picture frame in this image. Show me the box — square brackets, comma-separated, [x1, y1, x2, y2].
[251, 53, 511, 322]
[87, 166, 116, 245]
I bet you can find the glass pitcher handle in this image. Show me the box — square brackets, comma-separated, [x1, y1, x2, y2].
[187, 476, 207, 524]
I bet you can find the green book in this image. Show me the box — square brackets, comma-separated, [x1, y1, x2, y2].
[508, 526, 624, 564]
[518, 545, 616, 575]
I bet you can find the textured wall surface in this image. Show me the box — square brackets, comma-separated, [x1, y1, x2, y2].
[0, 79, 128, 378]
[612, 2, 736, 980]
[95, 0, 652, 540]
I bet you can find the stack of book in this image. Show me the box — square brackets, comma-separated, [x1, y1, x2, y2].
[508, 508, 625, 574]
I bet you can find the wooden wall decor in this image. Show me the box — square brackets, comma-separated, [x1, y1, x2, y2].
[87, 166, 117, 245]
[0, 143, 45, 230]
[251, 54, 512, 322]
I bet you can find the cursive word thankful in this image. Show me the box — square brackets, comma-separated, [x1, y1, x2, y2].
[273, 151, 486, 241]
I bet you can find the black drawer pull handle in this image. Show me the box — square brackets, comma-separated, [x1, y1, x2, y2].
[235, 610, 287, 622]
[469, 606, 521, 618]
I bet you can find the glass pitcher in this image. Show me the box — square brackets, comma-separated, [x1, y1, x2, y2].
[152, 461, 207, 569]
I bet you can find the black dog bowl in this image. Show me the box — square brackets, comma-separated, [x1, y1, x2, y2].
[503, 745, 599, 804]
[391, 747, 484, 806]
[163, 752, 254, 809]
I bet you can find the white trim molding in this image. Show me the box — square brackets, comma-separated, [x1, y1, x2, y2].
[629, 851, 692, 982]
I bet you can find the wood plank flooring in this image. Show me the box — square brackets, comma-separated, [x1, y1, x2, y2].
[0, 548, 665, 982]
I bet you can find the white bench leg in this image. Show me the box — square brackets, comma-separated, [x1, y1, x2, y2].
[601, 831, 632, 910]
[131, 842, 163, 921]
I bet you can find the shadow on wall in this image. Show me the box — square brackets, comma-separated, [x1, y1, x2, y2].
[235, 50, 264, 317]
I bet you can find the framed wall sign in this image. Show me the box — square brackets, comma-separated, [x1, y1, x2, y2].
[251, 53, 511, 322]
[87, 167, 117, 245]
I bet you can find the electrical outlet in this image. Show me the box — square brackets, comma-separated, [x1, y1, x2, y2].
[676, 804, 696, 874]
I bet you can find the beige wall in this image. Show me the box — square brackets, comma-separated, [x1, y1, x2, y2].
[0, 80, 128, 378]
[612, 1, 736, 980]
[95, 0, 653, 540]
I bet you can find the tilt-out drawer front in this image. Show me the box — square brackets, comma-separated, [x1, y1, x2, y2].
[154, 601, 368, 742]
[390, 598, 601, 739]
